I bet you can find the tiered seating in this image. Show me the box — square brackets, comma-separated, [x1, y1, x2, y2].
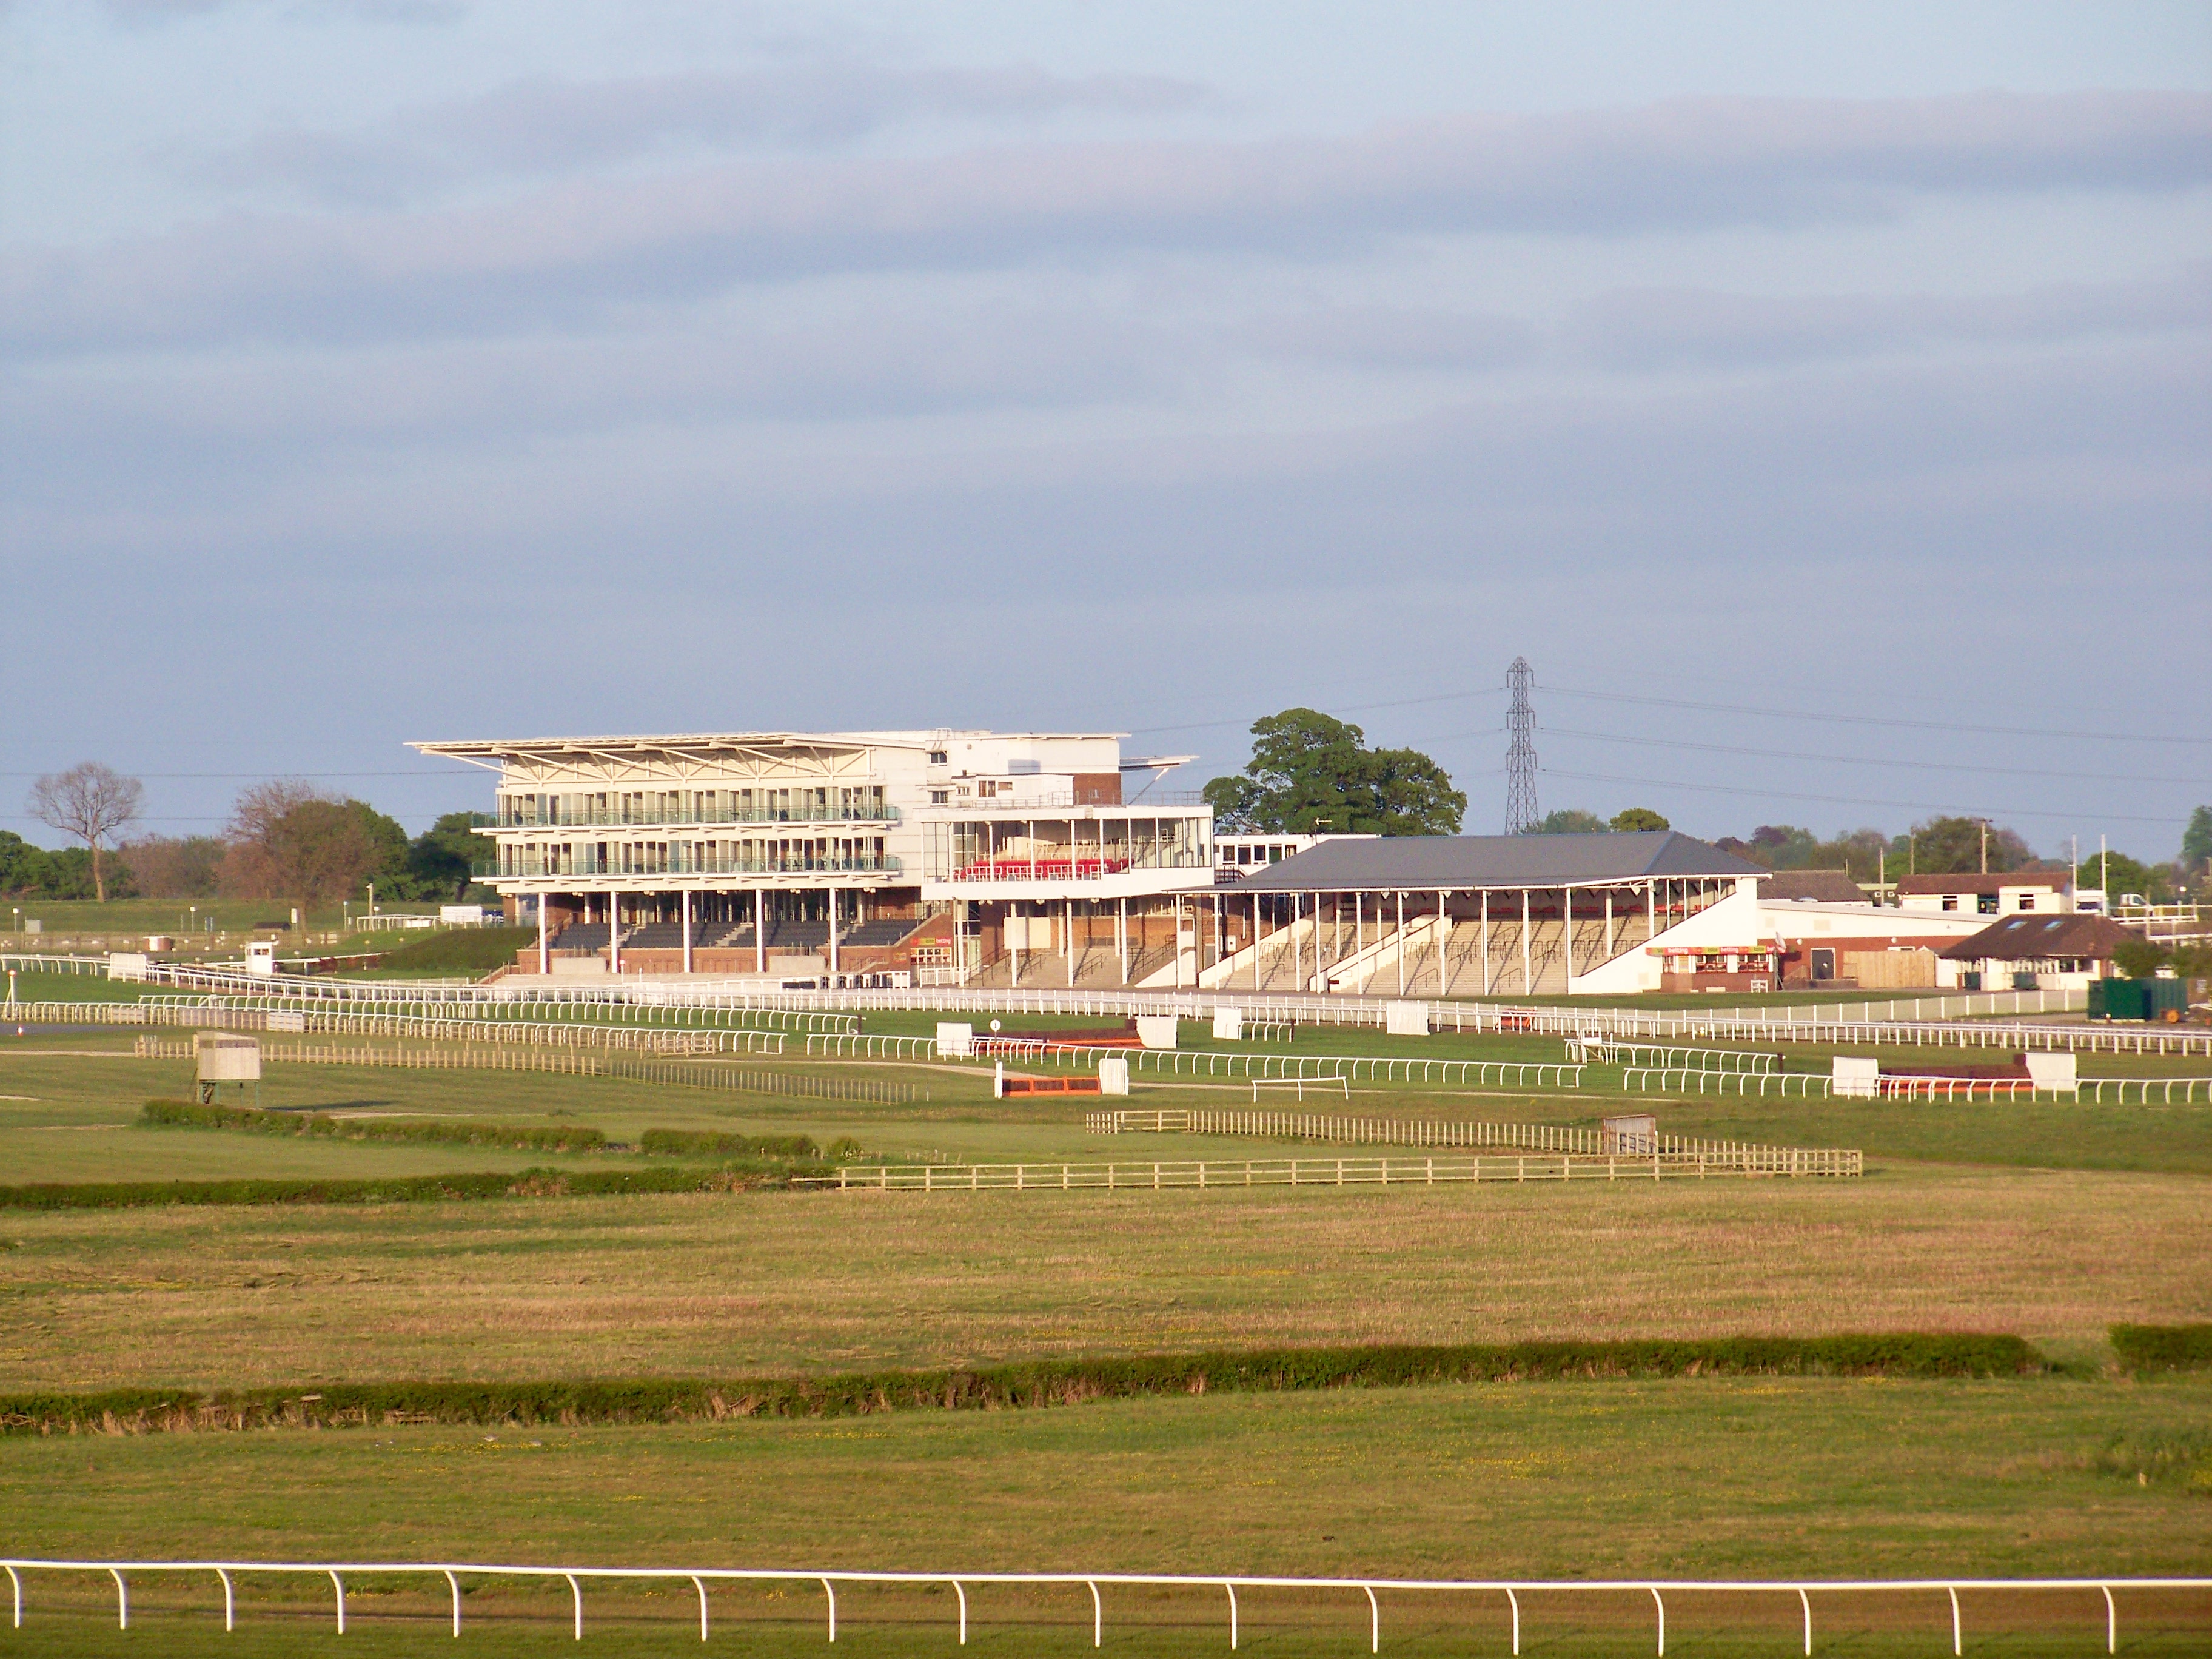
[548, 923, 610, 951]
[839, 918, 916, 947]
[763, 920, 830, 953]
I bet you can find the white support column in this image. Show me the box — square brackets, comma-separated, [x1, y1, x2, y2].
[1521, 888, 1532, 994]
[1648, 879, 1657, 945]
[1480, 890, 1492, 995]
[1292, 892, 1302, 991]
[1253, 894, 1263, 991]
[1436, 888, 1449, 996]
[1118, 896, 1128, 985]
[828, 888, 840, 975]
[1564, 887, 1575, 986]
[1605, 889, 1614, 959]
[538, 894, 549, 977]
[1395, 891, 1406, 997]
[755, 888, 766, 975]
[682, 888, 693, 975]
[609, 893, 622, 976]
[1067, 897, 1076, 988]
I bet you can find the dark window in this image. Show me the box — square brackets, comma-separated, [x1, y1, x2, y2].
[928, 750, 948, 765]
[1978, 893, 1999, 914]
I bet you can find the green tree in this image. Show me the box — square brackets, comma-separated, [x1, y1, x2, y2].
[1609, 807, 1670, 832]
[0, 831, 55, 897]
[1528, 809, 1607, 834]
[2082, 849, 2168, 904]
[1203, 708, 1464, 835]
[1898, 816, 2032, 876]
[2112, 937, 2168, 980]
[409, 811, 494, 902]
[2181, 805, 2212, 873]
[344, 799, 414, 899]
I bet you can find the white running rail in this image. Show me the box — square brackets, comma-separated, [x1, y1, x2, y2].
[0, 1561, 2200, 1654]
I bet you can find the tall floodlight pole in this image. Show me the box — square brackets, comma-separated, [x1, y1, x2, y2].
[1505, 657, 1540, 834]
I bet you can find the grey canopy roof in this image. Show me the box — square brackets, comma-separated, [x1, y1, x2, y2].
[1234, 831, 1766, 893]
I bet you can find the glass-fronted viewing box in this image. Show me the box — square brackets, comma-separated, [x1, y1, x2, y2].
[500, 786, 893, 828]
[920, 815, 1210, 882]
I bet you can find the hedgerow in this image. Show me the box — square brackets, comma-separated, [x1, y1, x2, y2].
[638, 1127, 819, 1159]
[140, 1098, 606, 1152]
[2111, 1323, 2212, 1372]
[0, 1335, 2044, 1436]
[0, 1163, 823, 1213]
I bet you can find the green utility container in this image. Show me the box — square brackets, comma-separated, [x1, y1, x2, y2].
[2091, 978, 2188, 1021]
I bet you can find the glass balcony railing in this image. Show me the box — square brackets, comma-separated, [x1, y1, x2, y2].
[930, 848, 1211, 883]
[498, 803, 899, 829]
[476, 851, 903, 880]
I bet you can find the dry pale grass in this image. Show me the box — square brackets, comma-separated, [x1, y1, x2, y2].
[2, 1166, 2206, 1391]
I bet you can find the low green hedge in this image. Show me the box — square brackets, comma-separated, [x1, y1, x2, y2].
[639, 1127, 819, 1159]
[370, 926, 537, 974]
[0, 1334, 2043, 1436]
[141, 1098, 606, 1153]
[0, 1163, 821, 1212]
[2111, 1323, 2212, 1372]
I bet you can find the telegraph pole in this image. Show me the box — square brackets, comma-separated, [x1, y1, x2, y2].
[1505, 657, 1539, 834]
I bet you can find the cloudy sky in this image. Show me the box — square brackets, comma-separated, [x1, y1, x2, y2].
[4, 1, 2209, 857]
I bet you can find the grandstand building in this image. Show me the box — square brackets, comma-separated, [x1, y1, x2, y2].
[409, 730, 1215, 983]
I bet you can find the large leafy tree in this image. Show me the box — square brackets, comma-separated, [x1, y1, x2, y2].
[1204, 709, 1465, 836]
[409, 811, 494, 902]
[1529, 809, 1607, 834]
[223, 781, 386, 919]
[1896, 815, 2033, 876]
[2183, 805, 2212, 874]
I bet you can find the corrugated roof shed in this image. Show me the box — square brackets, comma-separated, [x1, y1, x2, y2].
[1759, 870, 1872, 904]
[1897, 871, 2070, 895]
[1235, 831, 1765, 891]
[1938, 914, 2137, 962]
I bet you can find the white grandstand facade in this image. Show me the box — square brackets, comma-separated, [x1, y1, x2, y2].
[410, 730, 1215, 983]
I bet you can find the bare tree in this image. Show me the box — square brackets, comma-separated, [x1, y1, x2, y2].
[27, 762, 144, 903]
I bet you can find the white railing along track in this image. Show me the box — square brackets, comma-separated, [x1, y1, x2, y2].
[0, 1560, 2200, 1654]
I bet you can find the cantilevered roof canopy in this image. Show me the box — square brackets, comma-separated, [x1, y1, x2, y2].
[1235, 831, 1766, 892]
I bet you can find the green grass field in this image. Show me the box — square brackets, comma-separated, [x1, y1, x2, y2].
[4, 996, 2208, 1655]
[3, 1378, 2209, 1653]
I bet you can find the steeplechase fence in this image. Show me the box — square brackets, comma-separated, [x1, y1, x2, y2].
[2, 1560, 2197, 1654]
[1086, 1110, 1859, 1176]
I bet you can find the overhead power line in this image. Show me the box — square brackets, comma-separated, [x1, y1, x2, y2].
[1542, 768, 2190, 826]
[1541, 686, 2212, 746]
[1538, 726, 2207, 786]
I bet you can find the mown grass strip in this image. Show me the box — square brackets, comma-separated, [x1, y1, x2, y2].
[2112, 1322, 2212, 1372]
[139, 1097, 607, 1152]
[0, 1335, 2045, 1436]
[0, 1162, 830, 1212]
